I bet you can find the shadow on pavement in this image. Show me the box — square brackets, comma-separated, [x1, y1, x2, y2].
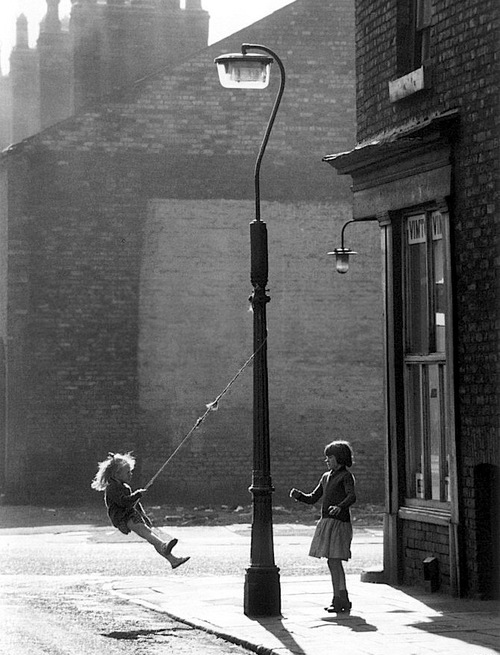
[403, 590, 500, 655]
[103, 626, 193, 640]
[321, 614, 378, 631]
[252, 617, 308, 655]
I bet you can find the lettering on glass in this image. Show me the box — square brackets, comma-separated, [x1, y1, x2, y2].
[407, 214, 426, 244]
[432, 211, 443, 240]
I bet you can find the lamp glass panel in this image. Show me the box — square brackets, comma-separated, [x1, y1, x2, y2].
[216, 60, 270, 89]
[336, 253, 350, 274]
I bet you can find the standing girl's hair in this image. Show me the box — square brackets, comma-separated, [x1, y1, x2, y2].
[91, 452, 135, 491]
[324, 440, 353, 467]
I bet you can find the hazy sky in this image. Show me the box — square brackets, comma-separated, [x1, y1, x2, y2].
[0, 0, 295, 73]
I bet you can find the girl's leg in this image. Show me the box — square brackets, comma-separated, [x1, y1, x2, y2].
[327, 557, 346, 592]
[128, 521, 189, 568]
[327, 558, 351, 612]
[129, 521, 164, 552]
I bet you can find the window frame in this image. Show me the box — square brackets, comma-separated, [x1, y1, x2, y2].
[402, 206, 451, 507]
[397, 0, 433, 76]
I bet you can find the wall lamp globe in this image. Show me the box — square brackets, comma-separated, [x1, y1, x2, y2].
[328, 219, 360, 274]
[328, 217, 378, 273]
[328, 247, 358, 274]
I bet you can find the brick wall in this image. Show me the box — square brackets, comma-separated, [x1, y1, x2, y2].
[402, 521, 451, 593]
[1, 149, 145, 500]
[355, 0, 499, 595]
[71, 0, 209, 109]
[0, 0, 387, 506]
[138, 198, 383, 505]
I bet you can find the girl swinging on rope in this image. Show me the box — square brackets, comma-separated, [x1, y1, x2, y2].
[90, 342, 264, 568]
[91, 452, 190, 569]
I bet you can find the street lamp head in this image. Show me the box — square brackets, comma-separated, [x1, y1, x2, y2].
[328, 247, 358, 274]
[214, 52, 273, 89]
[214, 44, 285, 224]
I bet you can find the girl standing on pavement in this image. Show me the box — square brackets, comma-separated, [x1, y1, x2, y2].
[290, 440, 356, 613]
[91, 452, 189, 569]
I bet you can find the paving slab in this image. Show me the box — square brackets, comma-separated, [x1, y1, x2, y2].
[108, 574, 500, 655]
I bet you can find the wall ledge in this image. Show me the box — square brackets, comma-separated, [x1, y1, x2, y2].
[389, 65, 431, 103]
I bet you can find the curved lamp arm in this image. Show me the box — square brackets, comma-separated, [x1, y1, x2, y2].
[339, 219, 356, 250]
[328, 217, 378, 273]
[241, 44, 286, 222]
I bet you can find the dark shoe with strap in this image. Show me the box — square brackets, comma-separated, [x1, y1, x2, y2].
[337, 590, 352, 613]
[324, 597, 343, 613]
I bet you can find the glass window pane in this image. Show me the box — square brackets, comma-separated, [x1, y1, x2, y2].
[406, 215, 429, 353]
[406, 364, 424, 497]
[432, 211, 446, 353]
[416, 0, 433, 28]
[428, 364, 443, 500]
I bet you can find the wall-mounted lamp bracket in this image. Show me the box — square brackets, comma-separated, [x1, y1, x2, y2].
[328, 217, 377, 274]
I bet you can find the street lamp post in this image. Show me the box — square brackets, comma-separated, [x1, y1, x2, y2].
[214, 44, 285, 617]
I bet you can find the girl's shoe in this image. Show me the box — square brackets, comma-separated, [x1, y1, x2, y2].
[164, 538, 178, 556]
[324, 597, 343, 613]
[171, 556, 190, 569]
[337, 590, 352, 613]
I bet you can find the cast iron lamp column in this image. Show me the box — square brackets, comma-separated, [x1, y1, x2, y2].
[214, 44, 285, 617]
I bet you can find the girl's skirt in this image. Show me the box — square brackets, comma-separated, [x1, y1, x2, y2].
[114, 508, 150, 535]
[309, 517, 353, 560]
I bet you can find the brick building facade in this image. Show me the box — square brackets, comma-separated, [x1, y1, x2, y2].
[0, 0, 210, 149]
[0, 1, 386, 509]
[326, 0, 499, 599]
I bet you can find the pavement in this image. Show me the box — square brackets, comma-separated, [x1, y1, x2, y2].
[108, 573, 500, 655]
[1, 505, 498, 654]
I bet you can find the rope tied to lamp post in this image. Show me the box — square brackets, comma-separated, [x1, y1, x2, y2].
[143, 337, 268, 491]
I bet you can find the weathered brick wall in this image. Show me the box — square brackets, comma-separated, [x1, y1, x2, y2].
[138, 198, 383, 505]
[0, 0, 387, 505]
[1, 149, 145, 500]
[355, 0, 499, 595]
[72, 0, 209, 109]
[402, 521, 451, 593]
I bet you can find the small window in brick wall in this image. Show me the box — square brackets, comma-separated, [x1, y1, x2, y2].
[403, 209, 451, 502]
[397, 0, 432, 75]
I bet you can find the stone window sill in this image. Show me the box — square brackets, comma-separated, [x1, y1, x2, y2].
[389, 66, 431, 103]
[399, 502, 451, 525]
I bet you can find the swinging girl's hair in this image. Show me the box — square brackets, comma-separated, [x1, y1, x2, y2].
[324, 440, 353, 467]
[91, 452, 136, 491]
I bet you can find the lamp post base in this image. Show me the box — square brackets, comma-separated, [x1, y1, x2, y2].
[244, 566, 281, 617]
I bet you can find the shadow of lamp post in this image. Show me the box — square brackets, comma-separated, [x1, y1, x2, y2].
[214, 43, 285, 617]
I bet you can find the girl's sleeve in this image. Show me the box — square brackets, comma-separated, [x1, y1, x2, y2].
[295, 477, 324, 505]
[107, 482, 143, 508]
[338, 471, 356, 509]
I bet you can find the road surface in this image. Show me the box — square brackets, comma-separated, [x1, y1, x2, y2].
[0, 520, 382, 654]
